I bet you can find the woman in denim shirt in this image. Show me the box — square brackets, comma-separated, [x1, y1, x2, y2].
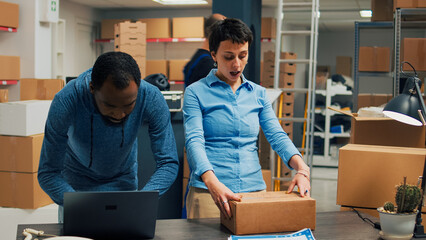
[183, 18, 310, 219]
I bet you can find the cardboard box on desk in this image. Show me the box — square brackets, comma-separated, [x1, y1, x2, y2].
[20, 79, 65, 100]
[221, 191, 316, 235]
[337, 144, 426, 209]
[0, 171, 53, 209]
[350, 117, 425, 148]
[330, 108, 426, 148]
[0, 134, 44, 172]
[0, 100, 51, 136]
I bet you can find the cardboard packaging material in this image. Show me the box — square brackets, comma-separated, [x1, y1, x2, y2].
[0, 55, 20, 80]
[336, 56, 352, 77]
[139, 18, 171, 38]
[402, 38, 426, 71]
[283, 92, 295, 103]
[115, 44, 147, 57]
[394, 0, 416, 10]
[358, 47, 390, 72]
[282, 122, 293, 133]
[172, 17, 204, 38]
[0, 1, 19, 28]
[261, 18, 276, 39]
[0, 100, 52, 136]
[372, 0, 394, 21]
[350, 117, 425, 148]
[134, 56, 147, 78]
[169, 59, 189, 81]
[0, 171, 53, 209]
[221, 191, 316, 235]
[357, 93, 392, 110]
[20, 79, 64, 100]
[101, 19, 130, 39]
[0, 134, 44, 172]
[0, 89, 8, 102]
[146, 60, 168, 78]
[262, 169, 272, 191]
[337, 144, 426, 209]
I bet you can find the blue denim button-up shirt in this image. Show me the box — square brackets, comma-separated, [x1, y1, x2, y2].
[183, 69, 301, 193]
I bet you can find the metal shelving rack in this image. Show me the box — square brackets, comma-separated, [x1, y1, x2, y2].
[394, 8, 426, 96]
[353, 21, 393, 111]
[271, 0, 319, 189]
[354, 9, 426, 110]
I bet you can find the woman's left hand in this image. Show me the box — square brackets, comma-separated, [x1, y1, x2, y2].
[286, 155, 311, 197]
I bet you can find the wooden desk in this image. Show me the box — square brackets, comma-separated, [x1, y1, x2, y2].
[16, 211, 381, 239]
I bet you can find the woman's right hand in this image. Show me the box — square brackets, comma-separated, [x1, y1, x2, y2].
[201, 170, 242, 219]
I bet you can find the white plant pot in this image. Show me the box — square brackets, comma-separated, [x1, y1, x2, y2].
[377, 207, 417, 238]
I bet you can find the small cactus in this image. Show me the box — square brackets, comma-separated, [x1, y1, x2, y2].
[395, 177, 422, 214]
[383, 201, 395, 212]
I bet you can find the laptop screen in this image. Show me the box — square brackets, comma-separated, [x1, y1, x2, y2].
[63, 191, 159, 239]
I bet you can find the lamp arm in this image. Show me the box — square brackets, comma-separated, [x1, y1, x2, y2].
[414, 80, 426, 122]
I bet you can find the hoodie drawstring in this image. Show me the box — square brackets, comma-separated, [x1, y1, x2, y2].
[121, 122, 124, 148]
[89, 114, 93, 168]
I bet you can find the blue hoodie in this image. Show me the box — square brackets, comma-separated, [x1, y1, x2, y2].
[38, 69, 179, 205]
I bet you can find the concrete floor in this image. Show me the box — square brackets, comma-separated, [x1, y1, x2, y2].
[2, 166, 339, 239]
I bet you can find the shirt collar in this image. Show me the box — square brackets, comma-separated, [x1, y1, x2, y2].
[206, 69, 254, 91]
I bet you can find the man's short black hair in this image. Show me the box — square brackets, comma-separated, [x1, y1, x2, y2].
[208, 18, 253, 54]
[91, 51, 141, 90]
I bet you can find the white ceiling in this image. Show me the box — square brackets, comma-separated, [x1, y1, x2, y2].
[66, 0, 372, 31]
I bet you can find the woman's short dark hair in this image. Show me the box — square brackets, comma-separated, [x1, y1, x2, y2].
[208, 18, 253, 54]
[91, 51, 141, 90]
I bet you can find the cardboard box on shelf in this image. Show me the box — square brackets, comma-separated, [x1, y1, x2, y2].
[0, 1, 19, 28]
[358, 46, 390, 72]
[262, 169, 272, 191]
[402, 38, 426, 71]
[282, 122, 293, 133]
[101, 19, 130, 39]
[337, 144, 426, 209]
[0, 100, 51, 136]
[283, 92, 295, 103]
[393, 0, 416, 10]
[115, 44, 147, 57]
[169, 59, 189, 81]
[20, 79, 65, 100]
[336, 56, 352, 77]
[0, 171, 53, 209]
[0, 89, 8, 102]
[357, 93, 392, 110]
[139, 18, 171, 39]
[0, 134, 44, 173]
[282, 102, 294, 113]
[133, 56, 147, 78]
[371, 0, 394, 21]
[221, 191, 316, 235]
[0, 55, 20, 80]
[114, 21, 146, 35]
[146, 60, 168, 78]
[114, 33, 147, 46]
[261, 18, 276, 39]
[172, 17, 204, 38]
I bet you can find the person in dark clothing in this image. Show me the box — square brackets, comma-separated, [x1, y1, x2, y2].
[183, 13, 226, 88]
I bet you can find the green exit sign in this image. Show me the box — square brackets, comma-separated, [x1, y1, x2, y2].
[51, 0, 57, 12]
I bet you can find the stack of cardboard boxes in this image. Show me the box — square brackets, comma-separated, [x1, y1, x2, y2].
[114, 21, 147, 78]
[337, 111, 426, 219]
[0, 79, 64, 209]
[258, 51, 298, 188]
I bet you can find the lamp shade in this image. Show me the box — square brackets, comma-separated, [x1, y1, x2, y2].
[383, 77, 424, 126]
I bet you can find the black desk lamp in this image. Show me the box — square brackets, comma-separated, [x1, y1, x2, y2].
[382, 63, 426, 238]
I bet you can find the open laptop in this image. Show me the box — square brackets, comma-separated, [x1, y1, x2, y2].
[63, 190, 159, 239]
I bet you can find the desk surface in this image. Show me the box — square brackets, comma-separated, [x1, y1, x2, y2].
[16, 211, 381, 239]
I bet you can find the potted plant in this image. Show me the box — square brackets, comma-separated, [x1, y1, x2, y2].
[377, 177, 422, 239]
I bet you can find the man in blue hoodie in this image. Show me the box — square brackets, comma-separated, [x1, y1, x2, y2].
[38, 52, 179, 220]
